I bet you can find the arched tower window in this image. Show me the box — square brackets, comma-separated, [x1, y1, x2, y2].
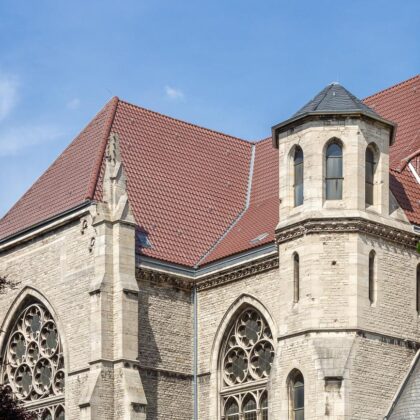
[365, 146, 377, 206]
[369, 250, 376, 305]
[220, 307, 274, 420]
[288, 369, 304, 420]
[293, 146, 304, 207]
[416, 264, 420, 315]
[325, 141, 343, 200]
[1, 302, 65, 419]
[293, 253, 300, 303]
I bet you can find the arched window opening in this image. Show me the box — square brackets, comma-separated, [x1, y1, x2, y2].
[365, 146, 377, 206]
[325, 142, 343, 200]
[260, 392, 268, 420]
[416, 265, 420, 315]
[369, 250, 376, 305]
[289, 370, 304, 420]
[220, 307, 274, 420]
[224, 397, 240, 420]
[243, 394, 257, 420]
[293, 253, 300, 303]
[294, 146, 304, 207]
[1, 302, 65, 419]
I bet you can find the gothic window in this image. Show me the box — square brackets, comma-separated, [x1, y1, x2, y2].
[1, 302, 65, 419]
[365, 146, 377, 206]
[220, 307, 274, 420]
[289, 370, 304, 420]
[325, 141, 343, 200]
[293, 253, 300, 303]
[369, 250, 376, 305]
[294, 146, 304, 207]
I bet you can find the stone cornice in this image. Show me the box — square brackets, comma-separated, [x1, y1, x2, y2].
[276, 217, 418, 248]
[136, 267, 193, 291]
[195, 253, 279, 291]
[135, 252, 280, 292]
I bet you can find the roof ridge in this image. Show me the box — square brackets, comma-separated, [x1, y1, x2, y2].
[0, 98, 118, 224]
[313, 84, 334, 112]
[85, 96, 119, 199]
[118, 98, 252, 146]
[364, 74, 420, 101]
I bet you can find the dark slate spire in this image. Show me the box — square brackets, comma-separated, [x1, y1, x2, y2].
[272, 82, 395, 147]
[293, 83, 380, 118]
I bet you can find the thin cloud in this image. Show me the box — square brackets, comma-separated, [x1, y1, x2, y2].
[165, 85, 185, 100]
[67, 98, 81, 110]
[0, 73, 19, 121]
[0, 125, 64, 157]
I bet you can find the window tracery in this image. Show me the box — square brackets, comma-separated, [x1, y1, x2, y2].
[221, 308, 274, 420]
[1, 302, 65, 419]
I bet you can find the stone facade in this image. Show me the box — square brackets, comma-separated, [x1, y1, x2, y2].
[0, 91, 419, 420]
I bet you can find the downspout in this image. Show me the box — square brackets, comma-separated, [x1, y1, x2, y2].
[193, 284, 198, 420]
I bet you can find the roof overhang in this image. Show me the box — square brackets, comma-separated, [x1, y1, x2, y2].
[272, 110, 396, 148]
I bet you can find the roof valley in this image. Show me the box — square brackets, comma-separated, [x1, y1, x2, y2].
[194, 144, 256, 268]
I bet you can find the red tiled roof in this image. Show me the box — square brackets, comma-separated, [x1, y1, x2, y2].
[0, 76, 418, 266]
[364, 75, 420, 225]
[0, 97, 118, 240]
[364, 75, 419, 171]
[201, 138, 278, 265]
[94, 100, 252, 266]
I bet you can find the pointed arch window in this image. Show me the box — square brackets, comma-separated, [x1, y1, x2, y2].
[325, 142, 343, 200]
[289, 370, 304, 420]
[369, 250, 376, 305]
[294, 146, 304, 207]
[365, 146, 377, 206]
[1, 302, 65, 419]
[293, 253, 300, 303]
[220, 307, 274, 420]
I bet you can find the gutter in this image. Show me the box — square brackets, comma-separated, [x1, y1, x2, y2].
[193, 284, 198, 420]
[0, 201, 92, 251]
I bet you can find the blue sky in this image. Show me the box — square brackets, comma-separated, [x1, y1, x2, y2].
[0, 0, 418, 217]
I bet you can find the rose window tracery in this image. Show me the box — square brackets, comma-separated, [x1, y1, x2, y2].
[221, 307, 274, 420]
[1, 303, 65, 419]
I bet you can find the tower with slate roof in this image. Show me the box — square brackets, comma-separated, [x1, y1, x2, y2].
[270, 83, 418, 418]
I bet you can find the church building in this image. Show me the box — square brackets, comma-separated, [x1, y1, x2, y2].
[0, 75, 419, 419]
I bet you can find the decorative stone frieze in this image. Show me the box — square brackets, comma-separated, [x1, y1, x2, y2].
[135, 268, 193, 290]
[136, 253, 279, 292]
[196, 254, 279, 291]
[276, 217, 418, 248]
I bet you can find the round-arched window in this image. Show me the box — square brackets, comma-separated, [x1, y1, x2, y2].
[1, 302, 65, 419]
[220, 307, 274, 420]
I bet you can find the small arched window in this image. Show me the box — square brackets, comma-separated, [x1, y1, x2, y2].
[293, 253, 300, 303]
[325, 142, 343, 200]
[365, 146, 377, 206]
[416, 265, 420, 315]
[289, 370, 304, 420]
[294, 146, 304, 207]
[369, 250, 376, 305]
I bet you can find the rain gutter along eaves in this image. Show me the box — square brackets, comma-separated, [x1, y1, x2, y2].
[0, 201, 92, 251]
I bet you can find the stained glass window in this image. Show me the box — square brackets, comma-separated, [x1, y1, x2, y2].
[221, 307, 274, 420]
[1, 303, 65, 419]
